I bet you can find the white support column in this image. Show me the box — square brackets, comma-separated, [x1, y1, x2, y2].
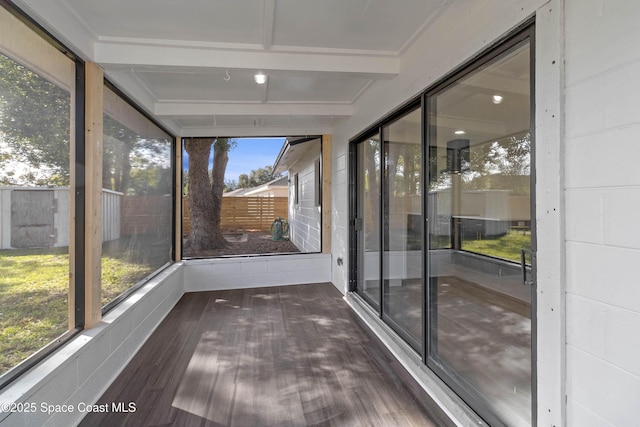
[535, 1, 566, 426]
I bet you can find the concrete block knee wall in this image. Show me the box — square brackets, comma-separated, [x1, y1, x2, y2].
[183, 253, 332, 292]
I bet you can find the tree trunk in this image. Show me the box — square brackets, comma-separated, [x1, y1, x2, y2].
[119, 142, 132, 195]
[184, 137, 228, 251]
[364, 139, 380, 247]
[210, 139, 229, 229]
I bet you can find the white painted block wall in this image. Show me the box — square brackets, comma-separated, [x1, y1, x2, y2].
[183, 254, 332, 292]
[288, 149, 322, 253]
[564, 1, 640, 425]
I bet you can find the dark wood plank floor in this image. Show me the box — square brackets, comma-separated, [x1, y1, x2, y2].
[80, 283, 451, 427]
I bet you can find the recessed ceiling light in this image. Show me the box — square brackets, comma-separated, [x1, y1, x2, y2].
[492, 94, 503, 104]
[454, 130, 466, 135]
[254, 72, 267, 84]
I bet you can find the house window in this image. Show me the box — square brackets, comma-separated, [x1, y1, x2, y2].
[314, 159, 322, 207]
[293, 173, 299, 205]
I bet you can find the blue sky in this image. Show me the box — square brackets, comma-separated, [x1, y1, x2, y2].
[182, 137, 286, 183]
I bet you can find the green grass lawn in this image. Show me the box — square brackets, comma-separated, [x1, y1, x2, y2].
[461, 230, 532, 263]
[0, 247, 159, 375]
[0, 248, 68, 376]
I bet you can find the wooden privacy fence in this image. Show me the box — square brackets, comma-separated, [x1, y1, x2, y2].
[183, 196, 288, 233]
[121, 195, 172, 236]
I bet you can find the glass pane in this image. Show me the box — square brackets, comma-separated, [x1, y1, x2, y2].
[0, 51, 73, 375]
[101, 87, 173, 307]
[356, 134, 381, 307]
[428, 41, 532, 426]
[182, 137, 308, 257]
[382, 107, 423, 343]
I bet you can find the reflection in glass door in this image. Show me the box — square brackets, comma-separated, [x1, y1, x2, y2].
[427, 38, 534, 426]
[382, 107, 423, 345]
[356, 133, 381, 308]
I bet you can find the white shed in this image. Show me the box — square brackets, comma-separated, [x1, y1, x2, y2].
[0, 186, 121, 249]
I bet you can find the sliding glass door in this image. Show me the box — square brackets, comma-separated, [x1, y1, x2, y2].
[355, 133, 381, 309]
[382, 107, 423, 345]
[351, 27, 535, 427]
[353, 103, 424, 349]
[427, 37, 534, 427]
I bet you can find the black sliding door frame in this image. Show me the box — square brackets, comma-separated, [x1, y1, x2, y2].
[0, 1, 85, 390]
[350, 98, 424, 352]
[424, 24, 536, 427]
[349, 20, 537, 427]
[350, 127, 382, 312]
[380, 101, 424, 352]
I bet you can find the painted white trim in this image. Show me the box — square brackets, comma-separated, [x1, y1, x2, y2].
[535, 2, 566, 426]
[95, 42, 400, 77]
[345, 293, 481, 427]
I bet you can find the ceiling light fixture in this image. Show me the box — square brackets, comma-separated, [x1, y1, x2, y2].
[454, 130, 466, 135]
[492, 94, 504, 104]
[254, 72, 267, 84]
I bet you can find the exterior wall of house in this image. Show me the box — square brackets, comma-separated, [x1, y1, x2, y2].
[563, 1, 640, 425]
[288, 147, 322, 253]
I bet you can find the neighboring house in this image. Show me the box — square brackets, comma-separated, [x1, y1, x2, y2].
[223, 176, 288, 197]
[241, 175, 288, 197]
[273, 137, 322, 253]
[222, 187, 249, 197]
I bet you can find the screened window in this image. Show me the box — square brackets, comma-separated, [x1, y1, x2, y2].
[101, 86, 173, 309]
[0, 6, 75, 379]
[181, 137, 318, 258]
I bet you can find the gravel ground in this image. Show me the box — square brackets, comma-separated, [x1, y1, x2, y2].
[183, 231, 300, 258]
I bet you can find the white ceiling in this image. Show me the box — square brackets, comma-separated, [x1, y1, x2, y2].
[13, 0, 449, 137]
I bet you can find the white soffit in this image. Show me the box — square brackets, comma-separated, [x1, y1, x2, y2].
[271, 0, 446, 53]
[64, 0, 265, 45]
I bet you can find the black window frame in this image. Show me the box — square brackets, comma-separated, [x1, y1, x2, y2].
[0, 0, 85, 390]
[0, 0, 178, 390]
